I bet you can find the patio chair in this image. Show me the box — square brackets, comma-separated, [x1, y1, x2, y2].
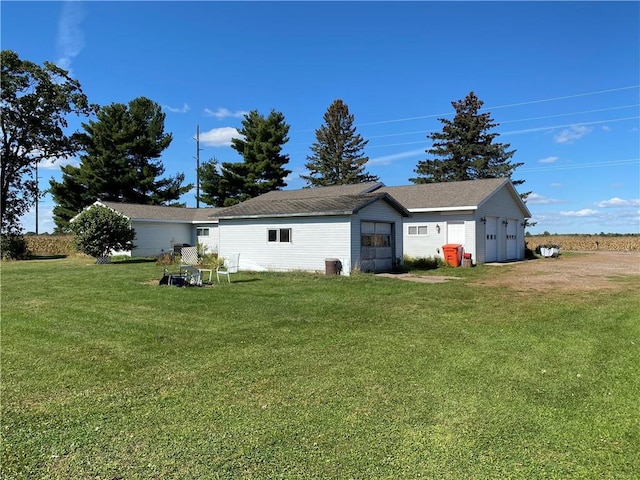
[217, 253, 240, 283]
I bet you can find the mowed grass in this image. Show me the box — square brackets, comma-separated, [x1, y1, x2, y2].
[1, 258, 639, 479]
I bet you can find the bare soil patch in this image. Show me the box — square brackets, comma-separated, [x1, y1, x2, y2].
[475, 251, 640, 292]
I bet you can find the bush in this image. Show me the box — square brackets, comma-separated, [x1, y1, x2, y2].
[71, 206, 136, 260]
[403, 255, 444, 270]
[0, 234, 30, 260]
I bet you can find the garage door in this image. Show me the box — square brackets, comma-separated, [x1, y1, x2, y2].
[506, 219, 517, 260]
[485, 217, 498, 262]
[360, 221, 393, 273]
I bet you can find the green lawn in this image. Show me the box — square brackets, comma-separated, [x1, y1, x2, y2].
[1, 258, 639, 479]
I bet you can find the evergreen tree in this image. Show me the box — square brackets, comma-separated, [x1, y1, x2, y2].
[197, 157, 224, 207]
[219, 110, 291, 206]
[1, 50, 95, 235]
[301, 99, 378, 187]
[410, 92, 523, 187]
[50, 97, 192, 231]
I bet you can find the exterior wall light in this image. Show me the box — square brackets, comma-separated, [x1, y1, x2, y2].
[436, 224, 441, 234]
[480, 216, 486, 224]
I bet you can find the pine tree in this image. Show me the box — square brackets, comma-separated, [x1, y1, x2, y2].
[50, 97, 192, 231]
[301, 99, 378, 187]
[197, 158, 224, 207]
[219, 110, 291, 206]
[410, 92, 523, 186]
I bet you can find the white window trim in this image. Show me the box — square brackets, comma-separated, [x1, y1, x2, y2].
[267, 228, 292, 243]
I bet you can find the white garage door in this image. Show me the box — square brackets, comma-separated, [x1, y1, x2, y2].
[360, 221, 393, 273]
[485, 217, 498, 262]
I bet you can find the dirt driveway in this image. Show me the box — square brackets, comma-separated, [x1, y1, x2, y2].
[475, 251, 640, 292]
[379, 251, 640, 292]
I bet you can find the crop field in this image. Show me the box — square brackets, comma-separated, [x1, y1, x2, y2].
[526, 234, 639, 252]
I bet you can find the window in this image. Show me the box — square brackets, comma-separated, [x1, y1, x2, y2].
[408, 225, 428, 235]
[197, 227, 210, 236]
[268, 228, 292, 243]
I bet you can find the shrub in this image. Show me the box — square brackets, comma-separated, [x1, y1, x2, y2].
[0, 234, 30, 260]
[70, 206, 136, 261]
[403, 255, 444, 270]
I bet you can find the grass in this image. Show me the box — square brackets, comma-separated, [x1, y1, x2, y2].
[1, 258, 639, 479]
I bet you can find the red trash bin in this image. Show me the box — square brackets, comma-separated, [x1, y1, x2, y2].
[442, 244, 463, 267]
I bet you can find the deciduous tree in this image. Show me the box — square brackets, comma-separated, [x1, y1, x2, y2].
[301, 99, 378, 187]
[1, 50, 95, 235]
[70, 204, 135, 262]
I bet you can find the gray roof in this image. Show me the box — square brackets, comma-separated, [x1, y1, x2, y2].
[378, 178, 530, 215]
[255, 182, 383, 201]
[212, 191, 410, 219]
[99, 201, 220, 223]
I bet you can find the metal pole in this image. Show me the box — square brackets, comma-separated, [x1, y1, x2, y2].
[196, 125, 200, 208]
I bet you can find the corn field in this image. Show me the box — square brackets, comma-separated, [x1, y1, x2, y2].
[526, 235, 640, 252]
[25, 235, 77, 256]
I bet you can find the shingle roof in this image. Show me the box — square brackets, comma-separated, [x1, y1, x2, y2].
[211, 191, 409, 219]
[255, 182, 383, 201]
[378, 178, 528, 212]
[99, 201, 220, 222]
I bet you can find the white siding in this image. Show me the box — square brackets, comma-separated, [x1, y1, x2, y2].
[402, 212, 476, 262]
[131, 221, 192, 257]
[219, 216, 353, 274]
[195, 224, 219, 254]
[476, 185, 526, 262]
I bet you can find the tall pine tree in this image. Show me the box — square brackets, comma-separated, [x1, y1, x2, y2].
[301, 99, 378, 187]
[411, 92, 524, 188]
[218, 110, 291, 206]
[50, 97, 191, 231]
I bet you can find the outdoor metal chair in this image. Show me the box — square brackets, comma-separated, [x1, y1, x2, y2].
[217, 253, 240, 283]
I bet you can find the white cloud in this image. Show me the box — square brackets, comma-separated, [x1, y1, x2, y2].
[369, 148, 424, 166]
[550, 182, 563, 188]
[39, 155, 78, 170]
[204, 108, 248, 119]
[554, 125, 592, 144]
[164, 103, 190, 114]
[559, 209, 599, 217]
[526, 193, 562, 205]
[56, 1, 85, 76]
[596, 197, 640, 208]
[200, 127, 242, 147]
[602, 125, 611, 132]
[538, 156, 559, 164]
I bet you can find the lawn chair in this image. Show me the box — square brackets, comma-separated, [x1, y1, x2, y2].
[217, 253, 240, 283]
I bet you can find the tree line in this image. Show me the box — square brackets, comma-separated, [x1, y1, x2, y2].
[2, 49, 525, 239]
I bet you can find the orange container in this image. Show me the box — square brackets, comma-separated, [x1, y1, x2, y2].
[442, 244, 463, 267]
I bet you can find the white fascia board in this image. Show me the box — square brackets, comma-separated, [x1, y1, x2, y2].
[409, 206, 477, 213]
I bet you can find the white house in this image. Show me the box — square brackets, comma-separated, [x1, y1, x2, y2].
[89, 201, 220, 257]
[210, 184, 410, 274]
[85, 178, 530, 268]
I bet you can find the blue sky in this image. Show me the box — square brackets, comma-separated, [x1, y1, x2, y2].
[3, 1, 639, 234]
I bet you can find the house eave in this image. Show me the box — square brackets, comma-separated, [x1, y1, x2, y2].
[409, 206, 478, 213]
